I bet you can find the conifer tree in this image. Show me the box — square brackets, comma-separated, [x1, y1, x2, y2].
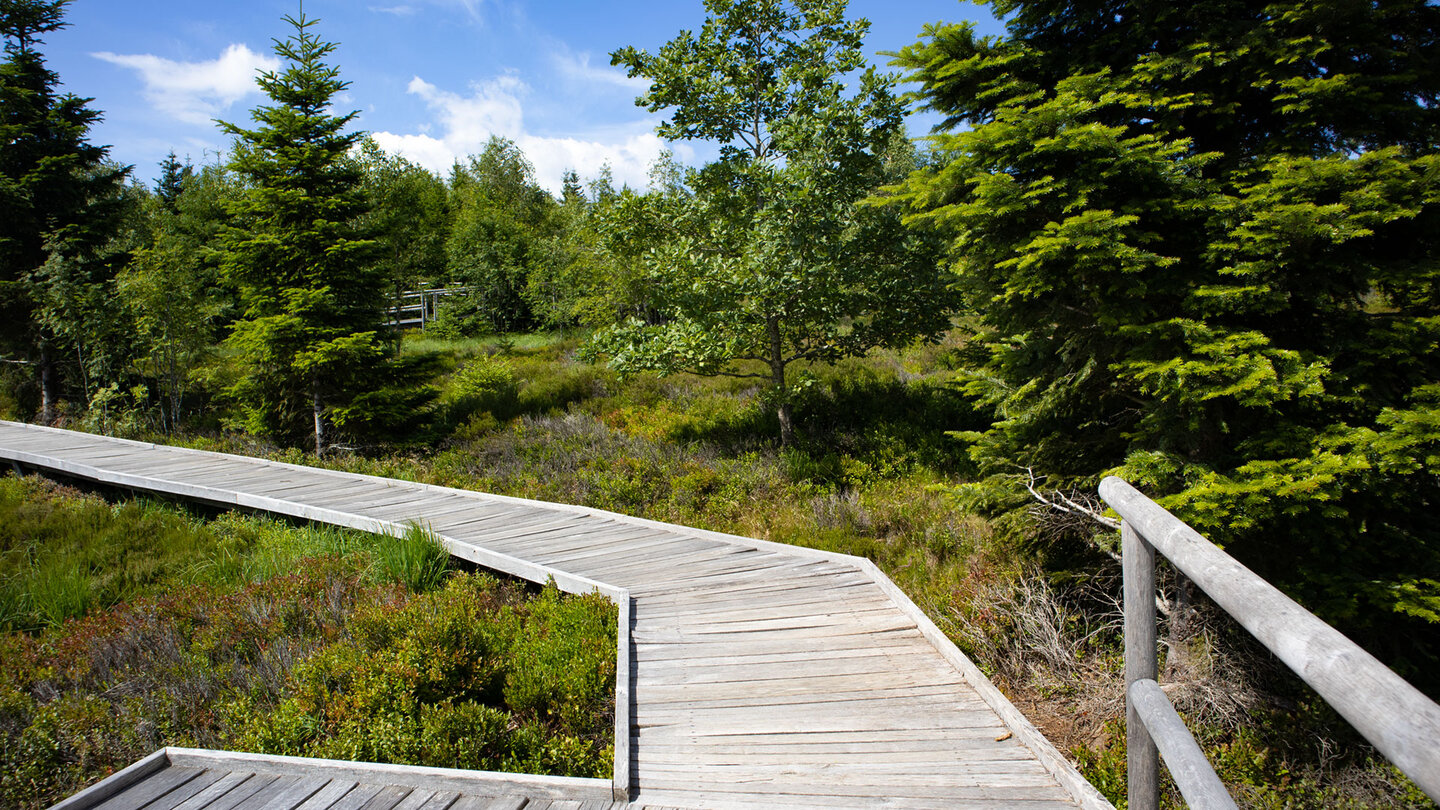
[892, 0, 1440, 669]
[154, 151, 191, 213]
[218, 11, 385, 453]
[0, 0, 129, 421]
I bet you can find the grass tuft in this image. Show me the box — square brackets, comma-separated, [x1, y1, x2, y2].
[371, 523, 450, 593]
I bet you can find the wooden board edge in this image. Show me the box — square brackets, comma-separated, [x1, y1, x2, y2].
[613, 589, 633, 803]
[0, 421, 857, 567]
[854, 559, 1116, 810]
[162, 748, 615, 801]
[46, 747, 171, 810]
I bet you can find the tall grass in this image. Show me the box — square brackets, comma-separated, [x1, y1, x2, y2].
[371, 523, 450, 593]
[0, 475, 455, 631]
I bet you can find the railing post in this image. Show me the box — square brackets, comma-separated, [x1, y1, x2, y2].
[1124, 521, 1159, 810]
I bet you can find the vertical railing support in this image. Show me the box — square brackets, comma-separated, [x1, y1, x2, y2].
[1124, 521, 1159, 810]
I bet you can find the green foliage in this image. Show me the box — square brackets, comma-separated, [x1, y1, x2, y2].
[118, 160, 234, 433]
[0, 480, 616, 807]
[0, 559, 406, 808]
[595, 0, 957, 445]
[218, 12, 390, 453]
[443, 354, 520, 427]
[355, 137, 449, 292]
[445, 137, 565, 333]
[891, 0, 1440, 680]
[230, 575, 615, 776]
[0, 0, 132, 421]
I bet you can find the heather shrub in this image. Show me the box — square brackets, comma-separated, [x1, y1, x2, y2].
[230, 575, 615, 777]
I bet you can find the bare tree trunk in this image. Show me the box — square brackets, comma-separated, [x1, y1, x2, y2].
[766, 316, 795, 447]
[312, 381, 326, 457]
[38, 343, 56, 424]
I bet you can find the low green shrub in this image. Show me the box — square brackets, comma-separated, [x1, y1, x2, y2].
[230, 575, 615, 777]
[444, 355, 520, 425]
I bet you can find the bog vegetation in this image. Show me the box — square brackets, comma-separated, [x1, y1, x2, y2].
[0, 475, 617, 809]
[1, 0, 1437, 807]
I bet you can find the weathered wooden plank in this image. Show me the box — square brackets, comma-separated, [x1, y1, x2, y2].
[411, 790, 460, 810]
[95, 766, 203, 810]
[187, 775, 279, 810]
[49, 750, 172, 810]
[229, 775, 307, 810]
[446, 797, 525, 810]
[246, 774, 331, 810]
[167, 772, 259, 810]
[323, 783, 385, 810]
[358, 785, 413, 810]
[136, 769, 226, 810]
[290, 779, 361, 810]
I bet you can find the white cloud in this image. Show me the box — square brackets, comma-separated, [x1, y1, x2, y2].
[92, 44, 279, 126]
[372, 74, 679, 194]
[550, 46, 649, 92]
[372, 0, 481, 22]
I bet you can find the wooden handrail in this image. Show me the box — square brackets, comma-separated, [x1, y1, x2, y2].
[1100, 476, 1440, 808]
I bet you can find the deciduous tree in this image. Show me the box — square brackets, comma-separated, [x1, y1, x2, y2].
[596, 0, 955, 446]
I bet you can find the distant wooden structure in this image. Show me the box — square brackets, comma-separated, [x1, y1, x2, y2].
[388, 286, 475, 329]
[1101, 477, 1440, 809]
[3, 422, 1110, 810]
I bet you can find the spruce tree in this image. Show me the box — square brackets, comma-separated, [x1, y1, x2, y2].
[892, 0, 1440, 673]
[154, 151, 191, 213]
[0, 0, 128, 421]
[218, 11, 385, 453]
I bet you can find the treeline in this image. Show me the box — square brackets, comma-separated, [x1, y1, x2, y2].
[0, 92, 681, 439]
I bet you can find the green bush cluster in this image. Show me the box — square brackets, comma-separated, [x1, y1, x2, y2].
[0, 478, 616, 808]
[443, 354, 520, 426]
[229, 575, 615, 776]
[0, 558, 398, 808]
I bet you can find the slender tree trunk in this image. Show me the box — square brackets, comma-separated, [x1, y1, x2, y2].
[767, 316, 795, 447]
[312, 380, 326, 457]
[38, 343, 56, 424]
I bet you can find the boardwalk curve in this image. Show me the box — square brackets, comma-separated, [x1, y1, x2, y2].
[1, 422, 1111, 810]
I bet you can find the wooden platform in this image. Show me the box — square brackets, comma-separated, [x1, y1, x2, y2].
[1, 422, 1112, 810]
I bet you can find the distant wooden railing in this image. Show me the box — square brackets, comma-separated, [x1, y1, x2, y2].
[387, 285, 475, 328]
[1099, 476, 1440, 809]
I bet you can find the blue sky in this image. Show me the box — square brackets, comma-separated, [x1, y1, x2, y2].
[41, 0, 1003, 194]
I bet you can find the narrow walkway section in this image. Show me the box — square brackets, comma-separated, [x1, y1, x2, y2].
[2, 422, 1111, 810]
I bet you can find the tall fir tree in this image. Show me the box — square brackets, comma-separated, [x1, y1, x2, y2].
[154, 151, 191, 213]
[0, 0, 129, 422]
[218, 11, 385, 453]
[892, 0, 1440, 674]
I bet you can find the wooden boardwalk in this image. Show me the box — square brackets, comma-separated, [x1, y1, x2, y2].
[1, 422, 1112, 810]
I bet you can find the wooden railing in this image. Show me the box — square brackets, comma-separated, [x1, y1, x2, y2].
[1099, 476, 1440, 809]
[388, 285, 475, 328]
